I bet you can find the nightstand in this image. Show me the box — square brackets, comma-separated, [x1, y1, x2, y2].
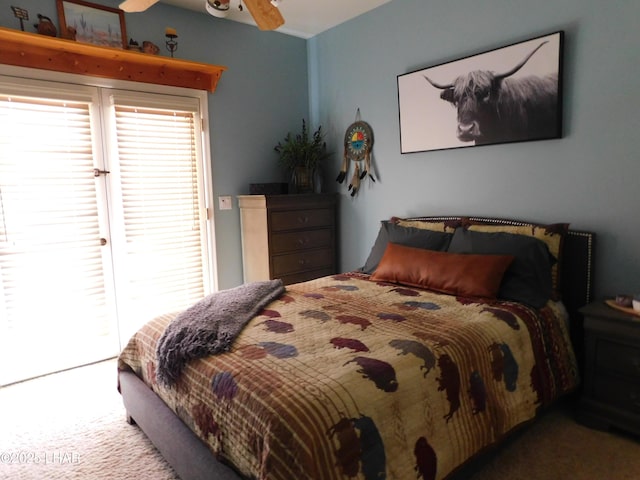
[577, 301, 640, 436]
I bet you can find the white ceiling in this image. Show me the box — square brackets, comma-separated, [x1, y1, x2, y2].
[159, 0, 392, 39]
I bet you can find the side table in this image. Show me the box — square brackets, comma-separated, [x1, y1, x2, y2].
[577, 301, 640, 436]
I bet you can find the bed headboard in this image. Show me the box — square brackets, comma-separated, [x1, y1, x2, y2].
[400, 216, 595, 324]
[560, 229, 595, 320]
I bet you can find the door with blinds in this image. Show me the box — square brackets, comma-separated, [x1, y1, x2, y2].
[0, 77, 214, 386]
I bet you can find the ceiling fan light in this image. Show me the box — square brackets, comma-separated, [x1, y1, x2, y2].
[205, 0, 230, 18]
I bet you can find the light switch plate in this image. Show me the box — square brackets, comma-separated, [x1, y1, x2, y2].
[218, 195, 232, 210]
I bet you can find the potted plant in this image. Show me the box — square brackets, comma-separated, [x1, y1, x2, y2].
[274, 119, 330, 193]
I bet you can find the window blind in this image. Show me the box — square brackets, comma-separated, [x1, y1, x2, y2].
[0, 93, 115, 384]
[0, 78, 214, 385]
[109, 98, 209, 338]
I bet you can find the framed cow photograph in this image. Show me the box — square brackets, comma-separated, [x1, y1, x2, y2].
[397, 31, 563, 153]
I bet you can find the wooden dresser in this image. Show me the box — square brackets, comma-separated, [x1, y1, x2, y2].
[577, 301, 640, 436]
[238, 193, 337, 285]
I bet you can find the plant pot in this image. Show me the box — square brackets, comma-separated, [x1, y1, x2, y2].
[291, 166, 314, 193]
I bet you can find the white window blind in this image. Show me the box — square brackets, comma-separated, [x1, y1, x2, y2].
[0, 77, 215, 385]
[0, 92, 116, 385]
[107, 94, 210, 340]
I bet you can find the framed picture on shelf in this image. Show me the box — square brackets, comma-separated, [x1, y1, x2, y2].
[397, 31, 563, 153]
[57, 0, 128, 49]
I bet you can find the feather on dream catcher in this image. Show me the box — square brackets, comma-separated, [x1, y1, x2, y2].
[336, 110, 375, 196]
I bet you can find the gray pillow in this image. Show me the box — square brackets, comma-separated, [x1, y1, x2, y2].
[447, 228, 555, 308]
[360, 221, 453, 274]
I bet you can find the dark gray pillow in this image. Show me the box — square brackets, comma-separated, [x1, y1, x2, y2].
[360, 221, 453, 274]
[447, 228, 555, 308]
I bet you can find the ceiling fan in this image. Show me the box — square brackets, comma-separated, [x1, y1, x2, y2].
[118, 0, 284, 31]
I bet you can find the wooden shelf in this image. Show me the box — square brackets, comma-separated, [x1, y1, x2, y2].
[0, 27, 226, 92]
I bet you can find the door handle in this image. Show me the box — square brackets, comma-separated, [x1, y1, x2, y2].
[93, 168, 110, 177]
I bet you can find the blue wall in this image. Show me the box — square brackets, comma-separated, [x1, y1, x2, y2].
[0, 0, 309, 290]
[2, 0, 639, 298]
[310, 0, 640, 299]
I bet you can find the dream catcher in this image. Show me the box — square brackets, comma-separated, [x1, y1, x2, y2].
[336, 110, 375, 196]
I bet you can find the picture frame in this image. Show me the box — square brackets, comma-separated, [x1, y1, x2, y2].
[397, 31, 563, 154]
[57, 0, 128, 50]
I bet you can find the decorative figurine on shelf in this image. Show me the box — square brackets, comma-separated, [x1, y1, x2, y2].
[128, 38, 142, 52]
[61, 25, 76, 41]
[11, 6, 29, 31]
[165, 27, 178, 58]
[142, 41, 160, 55]
[33, 13, 57, 37]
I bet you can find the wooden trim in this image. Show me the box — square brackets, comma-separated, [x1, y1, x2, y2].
[0, 27, 226, 92]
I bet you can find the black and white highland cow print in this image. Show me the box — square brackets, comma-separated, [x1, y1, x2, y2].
[398, 32, 562, 153]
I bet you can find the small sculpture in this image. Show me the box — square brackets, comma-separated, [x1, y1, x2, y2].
[34, 13, 57, 37]
[11, 6, 29, 31]
[142, 41, 160, 55]
[61, 25, 76, 41]
[128, 38, 142, 52]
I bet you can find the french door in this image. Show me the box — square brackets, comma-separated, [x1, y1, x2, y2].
[0, 76, 215, 386]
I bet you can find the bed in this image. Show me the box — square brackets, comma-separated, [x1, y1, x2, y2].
[117, 215, 594, 480]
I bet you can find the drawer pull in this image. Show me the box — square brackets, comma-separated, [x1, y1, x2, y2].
[297, 238, 309, 246]
[297, 216, 309, 224]
[298, 259, 307, 265]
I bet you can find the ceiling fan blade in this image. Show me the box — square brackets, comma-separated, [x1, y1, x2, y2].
[119, 0, 160, 13]
[242, 0, 284, 30]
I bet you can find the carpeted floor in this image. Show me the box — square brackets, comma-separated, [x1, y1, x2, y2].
[1, 359, 638, 479]
[0, 359, 176, 480]
[467, 405, 640, 480]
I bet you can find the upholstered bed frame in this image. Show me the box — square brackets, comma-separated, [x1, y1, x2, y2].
[118, 216, 595, 480]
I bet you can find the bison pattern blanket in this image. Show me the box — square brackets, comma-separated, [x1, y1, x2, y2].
[118, 273, 578, 480]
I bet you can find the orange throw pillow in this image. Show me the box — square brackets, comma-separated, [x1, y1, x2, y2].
[371, 243, 514, 299]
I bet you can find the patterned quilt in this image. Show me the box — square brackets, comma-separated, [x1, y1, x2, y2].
[118, 273, 579, 480]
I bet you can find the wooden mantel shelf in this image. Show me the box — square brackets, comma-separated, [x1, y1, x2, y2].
[0, 27, 226, 92]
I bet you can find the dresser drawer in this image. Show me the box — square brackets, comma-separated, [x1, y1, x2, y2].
[272, 248, 333, 277]
[595, 339, 640, 379]
[270, 208, 333, 231]
[271, 229, 332, 254]
[593, 375, 640, 414]
[239, 194, 337, 284]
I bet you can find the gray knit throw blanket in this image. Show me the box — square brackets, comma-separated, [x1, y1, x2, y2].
[155, 279, 285, 387]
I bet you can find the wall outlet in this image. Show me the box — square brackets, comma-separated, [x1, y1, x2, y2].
[218, 195, 232, 210]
